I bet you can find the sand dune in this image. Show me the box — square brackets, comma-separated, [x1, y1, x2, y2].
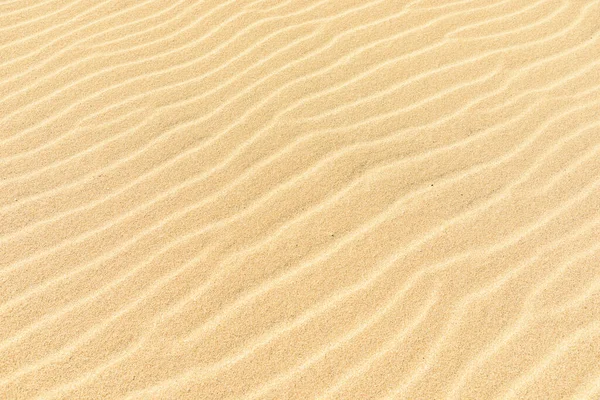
[1, 0, 599, 398]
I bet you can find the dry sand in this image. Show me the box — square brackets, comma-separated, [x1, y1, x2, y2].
[1, 0, 600, 398]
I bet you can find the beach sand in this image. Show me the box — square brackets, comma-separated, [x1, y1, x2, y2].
[1, 0, 600, 398]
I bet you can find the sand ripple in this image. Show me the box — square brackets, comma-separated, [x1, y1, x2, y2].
[1, 0, 599, 398]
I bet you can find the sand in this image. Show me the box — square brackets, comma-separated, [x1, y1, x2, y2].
[1, 0, 599, 398]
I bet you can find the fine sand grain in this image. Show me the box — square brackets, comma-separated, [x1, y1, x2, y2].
[1, 0, 600, 398]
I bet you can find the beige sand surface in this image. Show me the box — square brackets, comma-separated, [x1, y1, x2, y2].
[1, 0, 600, 398]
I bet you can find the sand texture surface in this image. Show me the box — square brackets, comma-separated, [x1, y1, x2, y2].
[1, 0, 600, 398]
